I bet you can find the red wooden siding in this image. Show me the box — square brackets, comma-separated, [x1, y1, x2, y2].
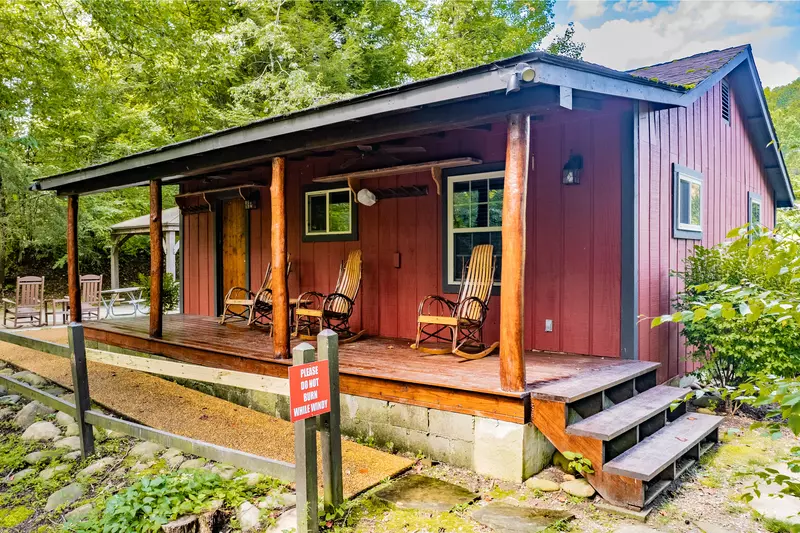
[181, 208, 215, 316]
[182, 103, 628, 357]
[637, 81, 776, 381]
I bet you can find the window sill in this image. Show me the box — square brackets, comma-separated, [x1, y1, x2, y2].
[673, 229, 702, 240]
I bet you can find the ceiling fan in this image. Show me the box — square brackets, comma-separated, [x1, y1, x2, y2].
[339, 143, 426, 170]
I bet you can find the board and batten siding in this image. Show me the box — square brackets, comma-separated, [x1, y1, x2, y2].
[182, 103, 628, 357]
[637, 80, 776, 382]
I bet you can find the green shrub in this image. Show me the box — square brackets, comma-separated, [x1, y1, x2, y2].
[673, 223, 800, 387]
[137, 272, 180, 311]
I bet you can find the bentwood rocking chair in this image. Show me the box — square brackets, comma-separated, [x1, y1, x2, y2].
[3, 276, 46, 328]
[219, 260, 292, 331]
[295, 249, 366, 343]
[412, 244, 499, 360]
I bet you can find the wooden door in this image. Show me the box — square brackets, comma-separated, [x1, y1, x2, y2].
[219, 199, 248, 314]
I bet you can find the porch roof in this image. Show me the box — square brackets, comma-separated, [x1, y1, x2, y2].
[31, 45, 793, 207]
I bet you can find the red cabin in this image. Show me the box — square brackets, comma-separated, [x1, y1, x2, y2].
[35, 44, 793, 509]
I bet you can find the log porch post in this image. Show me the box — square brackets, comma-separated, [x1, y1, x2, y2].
[499, 113, 530, 392]
[149, 180, 163, 338]
[67, 195, 82, 323]
[271, 157, 291, 358]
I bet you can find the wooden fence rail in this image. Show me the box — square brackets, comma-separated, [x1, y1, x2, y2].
[0, 324, 343, 533]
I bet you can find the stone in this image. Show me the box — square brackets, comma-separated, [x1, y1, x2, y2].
[106, 429, 127, 439]
[374, 475, 478, 512]
[130, 441, 164, 459]
[525, 477, 561, 492]
[63, 451, 82, 461]
[265, 509, 297, 533]
[257, 495, 281, 510]
[4, 468, 35, 485]
[429, 409, 474, 442]
[45, 483, 84, 511]
[472, 502, 573, 533]
[474, 418, 554, 482]
[0, 385, 5, 395]
[24, 450, 65, 464]
[697, 407, 716, 415]
[13, 371, 50, 387]
[278, 493, 296, 507]
[55, 411, 75, 427]
[54, 436, 82, 451]
[560, 479, 596, 498]
[42, 386, 68, 396]
[167, 454, 186, 469]
[746, 468, 800, 525]
[161, 514, 198, 533]
[614, 526, 663, 533]
[237, 501, 261, 532]
[0, 394, 21, 405]
[594, 502, 651, 522]
[211, 463, 237, 480]
[562, 474, 576, 481]
[236, 473, 263, 487]
[65, 503, 93, 522]
[65, 423, 80, 436]
[179, 458, 207, 470]
[161, 448, 183, 459]
[0, 407, 13, 421]
[0, 368, 14, 375]
[22, 421, 61, 441]
[694, 521, 732, 533]
[14, 401, 56, 429]
[39, 464, 72, 481]
[131, 461, 155, 473]
[77, 457, 116, 480]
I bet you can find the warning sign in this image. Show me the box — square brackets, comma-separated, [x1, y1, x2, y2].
[288, 360, 331, 422]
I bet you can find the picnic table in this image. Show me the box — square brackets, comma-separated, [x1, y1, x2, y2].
[101, 287, 148, 318]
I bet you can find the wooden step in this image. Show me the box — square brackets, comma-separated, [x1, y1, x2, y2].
[566, 385, 691, 440]
[529, 361, 660, 403]
[603, 413, 722, 481]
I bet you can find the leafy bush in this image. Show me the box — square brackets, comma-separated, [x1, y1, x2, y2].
[667, 223, 800, 388]
[65, 469, 281, 533]
[137, 272, 180, 312]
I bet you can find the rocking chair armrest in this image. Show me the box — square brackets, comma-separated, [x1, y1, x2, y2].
[454, 296, 489, 321]
[297, 291, 326, 309]
[417, 294, 457, 316]
[2, 298, 15, 306]
[224, 286, 255, 302]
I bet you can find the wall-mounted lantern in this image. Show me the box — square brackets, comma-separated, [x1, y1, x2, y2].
[562, 153, 583, 185]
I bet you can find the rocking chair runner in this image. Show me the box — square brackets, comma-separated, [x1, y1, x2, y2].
[219, 261, 292, 330]
[3, 276, 46, 328]
[412, 244, 499, 360]
[295, 249, 366, 343]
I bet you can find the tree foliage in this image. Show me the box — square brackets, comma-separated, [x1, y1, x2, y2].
[765, 77, 800, 223]
[0, 0, 581, 291]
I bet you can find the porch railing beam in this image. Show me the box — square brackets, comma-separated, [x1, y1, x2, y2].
[67, 194, 82, 323]
[271, 156, 291, 358]
[499, 113, 530, 392]
[149, 179, 163, 337]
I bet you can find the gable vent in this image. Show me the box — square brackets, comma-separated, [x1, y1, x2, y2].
[721, 78, 731, 125]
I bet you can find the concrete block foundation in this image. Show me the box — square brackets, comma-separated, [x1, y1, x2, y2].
[88, 341, 555, 482]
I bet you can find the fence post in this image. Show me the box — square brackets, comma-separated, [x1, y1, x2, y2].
[293, 343, 319, 533]
[68, 323, 94, 458]
[317, 329, 343, 510]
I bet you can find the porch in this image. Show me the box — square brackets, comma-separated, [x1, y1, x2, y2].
[83, 314, 646, 425]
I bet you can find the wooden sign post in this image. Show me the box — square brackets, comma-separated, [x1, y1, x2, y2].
[291, 330, 343, 533]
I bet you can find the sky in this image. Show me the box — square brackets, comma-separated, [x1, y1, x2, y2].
[545, 0, 800, 88]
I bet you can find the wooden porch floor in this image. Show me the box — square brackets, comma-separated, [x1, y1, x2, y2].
[84, 314, 639, 424]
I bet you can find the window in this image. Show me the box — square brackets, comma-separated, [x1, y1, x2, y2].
[303, 187, 357, 242]
[672, 164, 703, 240]
[748, 192, 762, 239]
[721, 78, 731, 125]
[445, 167, 504, 290]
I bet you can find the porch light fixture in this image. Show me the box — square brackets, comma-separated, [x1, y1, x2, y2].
[506, 63, 536, 94]
[562, 153, 583, 185]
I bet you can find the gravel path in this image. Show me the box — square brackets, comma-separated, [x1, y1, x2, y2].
[0, 327, 412, 497]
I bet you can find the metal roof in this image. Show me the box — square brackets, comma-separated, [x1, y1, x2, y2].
[31, 45, 793, 207]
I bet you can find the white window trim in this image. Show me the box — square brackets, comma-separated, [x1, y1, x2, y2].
[305, 187, 353, 236]
[446, 170, 504, 286]
[749, 195, 762, 225]
[676, 172, 703, 232]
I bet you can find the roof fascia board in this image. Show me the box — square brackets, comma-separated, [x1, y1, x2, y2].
[532, 62, 684, 105]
